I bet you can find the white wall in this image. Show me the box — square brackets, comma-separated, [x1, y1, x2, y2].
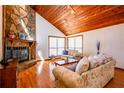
[36, 13, 65, 60]
[71, 23, 124, 69]
[0, 6, 2, 61]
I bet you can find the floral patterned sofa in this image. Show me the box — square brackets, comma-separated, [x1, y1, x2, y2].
[53, 54, 116, 88]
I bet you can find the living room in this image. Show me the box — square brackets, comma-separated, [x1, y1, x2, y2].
[0, 5, 124, 88]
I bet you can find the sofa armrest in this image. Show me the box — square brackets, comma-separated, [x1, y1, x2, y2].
[111, 59, 116, 66]
[53, 66, 82, 88]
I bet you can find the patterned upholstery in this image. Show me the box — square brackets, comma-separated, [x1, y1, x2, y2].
[75, 56, 90, 75]
[61, 50, 83, 60]
[53, 60, 116, 88]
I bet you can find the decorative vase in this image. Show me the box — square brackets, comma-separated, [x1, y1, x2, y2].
[19, 32, 26, 40]
[96, 41, 100, 55]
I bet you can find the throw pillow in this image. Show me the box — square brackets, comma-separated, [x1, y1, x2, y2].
[75, 56, 89, 75]
[98, 53, 108, 64]
[94, 55, 104, 65]
[88, 56, 99, 69]
[104, 54, 113, 62]
[63, 50, 68, 55]
[68, 50, 74, 56]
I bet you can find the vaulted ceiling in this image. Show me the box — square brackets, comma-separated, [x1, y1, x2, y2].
[31, 5, 124, 36]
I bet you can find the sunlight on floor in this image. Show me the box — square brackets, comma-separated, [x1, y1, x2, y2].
[37, 50, 44, 61]
[37, 61, 44, 75]
[49, 62, 55, 81]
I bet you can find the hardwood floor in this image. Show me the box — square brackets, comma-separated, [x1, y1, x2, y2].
[17, 60, 124, 88]
[17, 60, 56, 88]
[105, 68, 124, 88]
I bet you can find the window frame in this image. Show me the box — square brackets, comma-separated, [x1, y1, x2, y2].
[48, 36, 66, 57]
[67, 35, 83, 55]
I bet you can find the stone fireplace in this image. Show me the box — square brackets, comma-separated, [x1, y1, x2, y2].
[3, 5, 36, 63]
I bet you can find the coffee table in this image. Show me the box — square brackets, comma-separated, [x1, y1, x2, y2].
[54, 58, 78, 66]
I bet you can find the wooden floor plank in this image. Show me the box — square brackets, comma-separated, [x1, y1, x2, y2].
[17, 60, 124, 88]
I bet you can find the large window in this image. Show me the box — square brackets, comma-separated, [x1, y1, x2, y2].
[67, 35, 83, 53]
[49, 36, 65, 56]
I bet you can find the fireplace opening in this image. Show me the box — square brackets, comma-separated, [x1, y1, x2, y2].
[6, 47, 29, 63]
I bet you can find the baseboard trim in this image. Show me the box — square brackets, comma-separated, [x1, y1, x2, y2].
[35, 58, 50, 61]
[115, 67, 124, 70]
[44, 58, 51, 61]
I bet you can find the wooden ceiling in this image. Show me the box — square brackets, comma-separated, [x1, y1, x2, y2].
[31, 5, 124, 36]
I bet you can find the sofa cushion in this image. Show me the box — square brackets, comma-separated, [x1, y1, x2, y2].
[62, 50, 69, 55]
[88, 56, 99, 69]
[93, 55, 104, 65]
[95, 53, 113, 64]
[68, 50, 75, 56]
[98, 54, 107, 64]
[75, 56, 89, 75]
[104, 54, 113, 62]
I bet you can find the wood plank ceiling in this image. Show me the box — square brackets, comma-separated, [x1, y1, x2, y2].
[31, 5, 124, 36]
